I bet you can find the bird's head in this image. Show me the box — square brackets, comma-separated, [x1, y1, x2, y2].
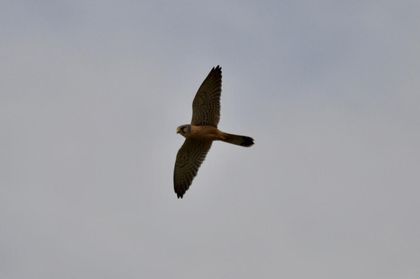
[176, 124, 191, 137]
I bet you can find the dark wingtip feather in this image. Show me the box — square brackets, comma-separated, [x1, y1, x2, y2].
[175, 187, 185, 198]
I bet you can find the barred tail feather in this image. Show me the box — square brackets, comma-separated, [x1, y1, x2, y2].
[222, 133, 254, 147]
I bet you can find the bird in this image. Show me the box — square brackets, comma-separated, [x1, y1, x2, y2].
[174, 65, 254, 198]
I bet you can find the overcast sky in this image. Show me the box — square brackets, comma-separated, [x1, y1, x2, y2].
[1, 1, 419, 278]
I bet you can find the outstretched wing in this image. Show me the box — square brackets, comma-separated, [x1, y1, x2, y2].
[191, 65, 222, 127]
[174, 139, 212, 198]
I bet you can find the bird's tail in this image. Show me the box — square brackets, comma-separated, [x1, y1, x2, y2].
[222, 132, 254, 147]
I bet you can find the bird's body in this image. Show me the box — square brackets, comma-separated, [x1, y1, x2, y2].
[178, 125, 222, 141]
[174, 66, 254, 198]
[177, 124, 254, 147]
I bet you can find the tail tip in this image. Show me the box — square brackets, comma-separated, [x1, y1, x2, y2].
[241, 136, 254, 147]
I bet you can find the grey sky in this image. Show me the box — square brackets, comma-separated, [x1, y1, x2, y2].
[1, 1, 419, 278]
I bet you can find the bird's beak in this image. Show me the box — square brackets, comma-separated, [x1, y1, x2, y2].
[176, 127, 181, 134]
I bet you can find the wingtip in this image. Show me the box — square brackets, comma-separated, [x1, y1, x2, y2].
[175, 189, 185, 198]
[213, 65, 222, 72]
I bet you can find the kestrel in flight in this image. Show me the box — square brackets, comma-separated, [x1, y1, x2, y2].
[174, 65, 254, 198]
